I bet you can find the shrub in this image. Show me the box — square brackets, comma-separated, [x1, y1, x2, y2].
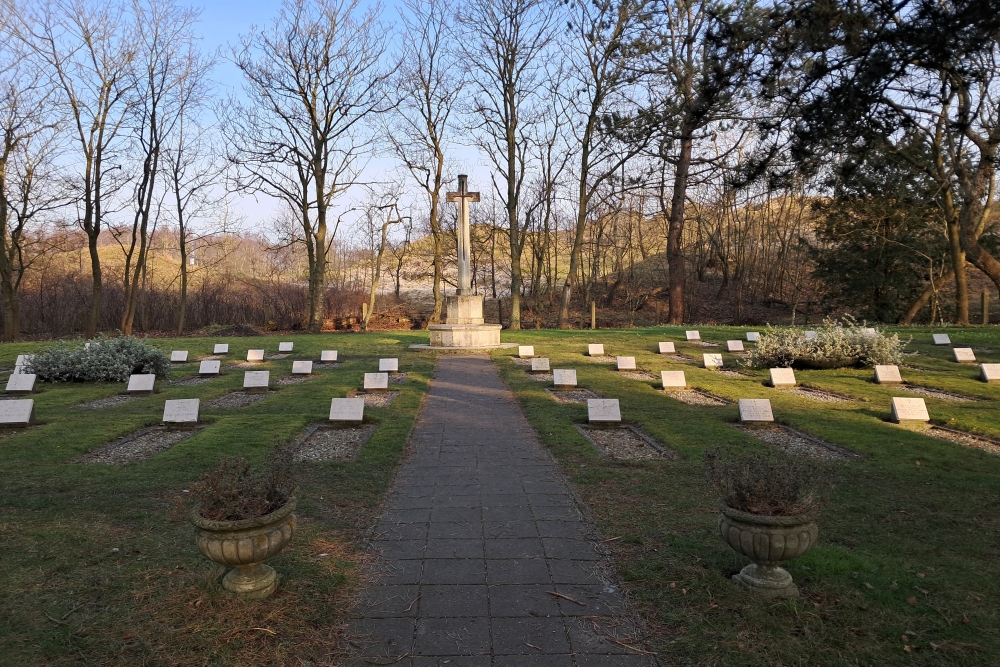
[191, 446, 296, 522]
[28, 335, 172, 383]
[742, 317, 906, 369]
[705, 448, 819, 516]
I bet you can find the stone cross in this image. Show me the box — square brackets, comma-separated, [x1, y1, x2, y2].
[446, 174, 480, 295]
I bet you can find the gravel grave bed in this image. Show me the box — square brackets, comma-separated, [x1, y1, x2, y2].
[546, 388, 600, 403]
[230, 361, 267, 369]
[79, 426, 198, 464]
[618, 370, 657, 381]
[578, 425, 671, 460]
[735, 424, 858, 461]
[268, 353, 291, 360]
[691, 341, 720, 347]
[275, 375, 309, 385]
[314, 362, 341, 370]
[903, 384, 977, 402]
[716, 369, 752, 378]
[786, 387, 853, 403]
[207, 391, 272, 408]
[199, 355, 223, 361]
[171, 376, 213, 386]
[387, 373, 408, 384]
[666, 389, 729, 406]
[527, 372, 554, 382]
[663, 354, 695, 363]
[292, 424, 376, 462]
[76, 395, 142, 409]
[586, 355, 617, 363]
[928, 427, 1000, 456]
[349, 390, 399, 407]
[512, 358, 533, 366]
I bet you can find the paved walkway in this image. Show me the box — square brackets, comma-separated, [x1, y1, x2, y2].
[347, 355, 654, 666]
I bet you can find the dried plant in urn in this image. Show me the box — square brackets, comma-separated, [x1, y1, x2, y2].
[189, 445, 297, 599]
[705, 448, 821, 598]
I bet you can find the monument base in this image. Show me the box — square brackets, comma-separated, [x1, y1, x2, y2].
[426, 323, 503, 348]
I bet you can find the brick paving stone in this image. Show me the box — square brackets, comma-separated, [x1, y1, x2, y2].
[346, 355, 655, 665]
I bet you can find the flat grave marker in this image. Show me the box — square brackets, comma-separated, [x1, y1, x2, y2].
[127, 374, 155, 394]
[163, 398, 199, 424]
[320, 350, 338, 362]
[739, 398, 774, 423]
[198, 360, 221, 375]
[5, 373, 35, 394]
[587, 398, 621, 423]
[874, 365, 902, 384]
[278, 342, 294, 352]
[746, 332, 760, 342]
[953, 347, 976, 363]
[981, 363, 1000, 382]
[0, 399, 33, 426]
[552, 369, 577, 388]
[292, 360, 313, 375]
[661, 370, 686, 389]
[804, 330, 818, 340]
[518, 345, 535, 358]
[170, 350, 189, 362]
[686, 330, 701, 341]
[932, 333, 951, 345]
[658, 341, 675, 354]
[214, 344, 229, 354]
[329, 397, 365, 423]
[616, 356, 637, 371]
[862, 327, 877, 336]
[13, 354, 32, 373]
[588, 343, 605, 356]
[727, 340, 745, 353]
[891, 397, 929, 423]
[769, 368, 796, 387]
[378, 358, 399, 373]
[243, 371, 270, 391]
[364, 372, 389, 392]
[703, 353, 724, 369]
[530, 357, 550, 372]
[247, 349, 265, 362]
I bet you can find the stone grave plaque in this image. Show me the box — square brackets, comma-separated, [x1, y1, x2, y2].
[587, 398, 621, 423]
[214, 343, 229, 354]
[247, 349, 265, 362]
[616, 356, 637, 371]
[13, 354, 32, 373]
[727, 340, 744, 352]
[891, 397, 929, 423]
[292, 360, 313, 374]
[170, 350, 189, 362]
[364, 372, 389, 391]
[980, 363, 1000, 382]
[127, 374, 155, 394]
[874, 365, 902, 384]
[738, 398, 774, 423]
[321, 350, 338, 362]
[243, 371, 270, 391]
[862, 327, 877, 336]
[199, 360, 221, 375]
[587, 343, 605, 356]
[953, 348, 976, 363]
[329, 397, 365, 422]
[0, 399, 33, 426]
[379, 358, 399, 373]
[803, 331, 818, 340]
[658, 341, 675, 354]
[703, 353, 724, 369]
[661, 370, 686, 389]
[518, 345, 535, 358]
[163, 398, 199, 424]
[685, 330, 700, 341]
[278, 342, 293, 352]
[769, 368, 796, 387]
[552, 369, 577, 388]
[932, 333, 951, 345]
[746, 332, 760, 342]
[530, 357, 550, 372]
[5, 373, 36, 394]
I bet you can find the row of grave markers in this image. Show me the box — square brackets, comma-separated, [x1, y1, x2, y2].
[170, 344, 338, 363]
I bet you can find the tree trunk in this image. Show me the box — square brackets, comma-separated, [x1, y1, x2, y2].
[899, 268, 955, 325]
[666, 134, 693, 324]
[177, 227, 188, 335]
[86, 231, 102, 338]
[947, 217, 969, 324]
[429, 193, 443, 325]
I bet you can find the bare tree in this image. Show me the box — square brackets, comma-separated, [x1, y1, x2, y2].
[224, 0, 390, 332]
[457, 0, 557, 330]
[358, 192, 404, 331]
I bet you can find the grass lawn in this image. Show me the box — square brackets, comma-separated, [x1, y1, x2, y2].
[1, 325, 998, 666]
[495, 325, 1000, 666]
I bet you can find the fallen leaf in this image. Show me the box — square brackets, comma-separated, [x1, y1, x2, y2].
[963, 615, 970, 623]
[907, 597, 918, 604]
[865, 583, 874, 590]
[916, 586, 929, 595]
[972, 594, 981, 601]
[682, 588, 687, 595]
[669, 583, 676, 590]
[903, 645, 912, 653]
[917, 572, 925, 578]
[915, 461, 921, 466]
[930, 642, 940, 651]
[901, 635, 909, 643]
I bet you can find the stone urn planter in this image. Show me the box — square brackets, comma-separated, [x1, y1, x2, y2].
[718, 504, 818, 598]
[191, 496, 297, 599]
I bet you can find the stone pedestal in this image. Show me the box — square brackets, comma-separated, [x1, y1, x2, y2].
[424, 294, 506, 349]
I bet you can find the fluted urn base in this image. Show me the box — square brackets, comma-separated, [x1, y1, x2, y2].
[733, 563, 798, 598]
[223, 563, 277, 599]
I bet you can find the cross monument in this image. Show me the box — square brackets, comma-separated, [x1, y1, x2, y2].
[446, 174, 480, 295]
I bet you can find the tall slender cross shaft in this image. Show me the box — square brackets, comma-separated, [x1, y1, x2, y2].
[446, 174, 480, 295]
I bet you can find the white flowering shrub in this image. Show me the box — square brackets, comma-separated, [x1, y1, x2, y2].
[742, 317, 906, 369]
[28, 335, 172, 383]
